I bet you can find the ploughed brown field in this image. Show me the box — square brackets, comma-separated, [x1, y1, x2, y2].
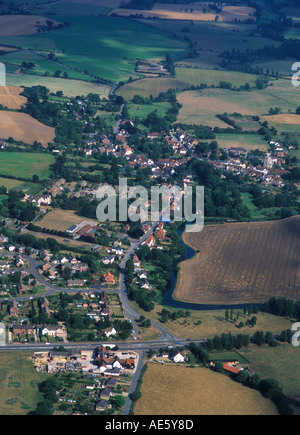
[174, 216, 300, 305]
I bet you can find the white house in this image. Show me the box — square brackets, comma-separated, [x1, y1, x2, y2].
[42, 326, 64, 338]
[103, 327, 117, 338]
[169, 351, 185, 363]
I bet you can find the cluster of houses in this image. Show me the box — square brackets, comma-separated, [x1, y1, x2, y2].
[6, 290, 117, 343]
[32, 346, 137, 413]
[212, 141, 294, 187]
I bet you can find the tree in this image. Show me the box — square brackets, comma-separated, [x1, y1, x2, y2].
[296, 106, 300, 115]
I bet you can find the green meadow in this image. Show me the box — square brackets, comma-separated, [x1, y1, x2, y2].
[0, 152, 55, 180]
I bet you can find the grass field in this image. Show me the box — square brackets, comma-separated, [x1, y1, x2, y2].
[134, 364, 278, 415]
[131, 300, 295, 340]
[0, 112, 55, 147]
[216, 133, 269, 152]
[39, 209, 98, 232]
[0, 152, 55, 180]
[239, 344, 300, 402]
[174, 216, 300, 305]
[0, 16, 188, 83]
[127, 101, 171, 120]
[0, 352, 49, 415]
[0, 86, 27, 110]
[177, 79, 300, 126]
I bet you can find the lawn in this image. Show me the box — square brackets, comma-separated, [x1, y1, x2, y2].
[134, 364, 278, 415]
[0, 152, 55, 180]
[0, 352, 49, 415]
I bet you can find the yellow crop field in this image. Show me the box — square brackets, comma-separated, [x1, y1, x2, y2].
[0, 111, 55, 147]
[134, 364, 278, 415]
[0, 86, 27, 110]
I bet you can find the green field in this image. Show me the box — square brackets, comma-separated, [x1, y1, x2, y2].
[0, 16, 188, 83]
[239, 343, 300, 401]
[0, 352, 49, 415]
[0, 152, 55, 180]
[127, 101, 171, 120]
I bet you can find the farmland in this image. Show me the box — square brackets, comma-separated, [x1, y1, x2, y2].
[0, 86, 27, 110]
[173, 216, 300, 305]
[0, 112, 55, 147]
[176, 79, 300, 127]
[111, 4, 257, 23]
[0, 152, 55, 180]
[134, 364, 278, 415]
[0, 16, 189, 83]
[117, 68, 258, 100]
[0, 15, 63, 37]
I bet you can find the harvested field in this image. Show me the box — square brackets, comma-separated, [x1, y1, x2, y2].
[111, 4, 256, 22]
[134, 364, 278, 415]
[0, 15, 62, 37]
[0, 112, 55, 147]
[174, 216, 300, 305]
[0, 86, 27, 110]
[260, 114, 300, 126]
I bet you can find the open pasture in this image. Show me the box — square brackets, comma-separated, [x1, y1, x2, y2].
[0, 112, 55, 147]
[0, 16, 188, 83]
[174, 216, 300, 305]
[134, 364, 278, 415]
